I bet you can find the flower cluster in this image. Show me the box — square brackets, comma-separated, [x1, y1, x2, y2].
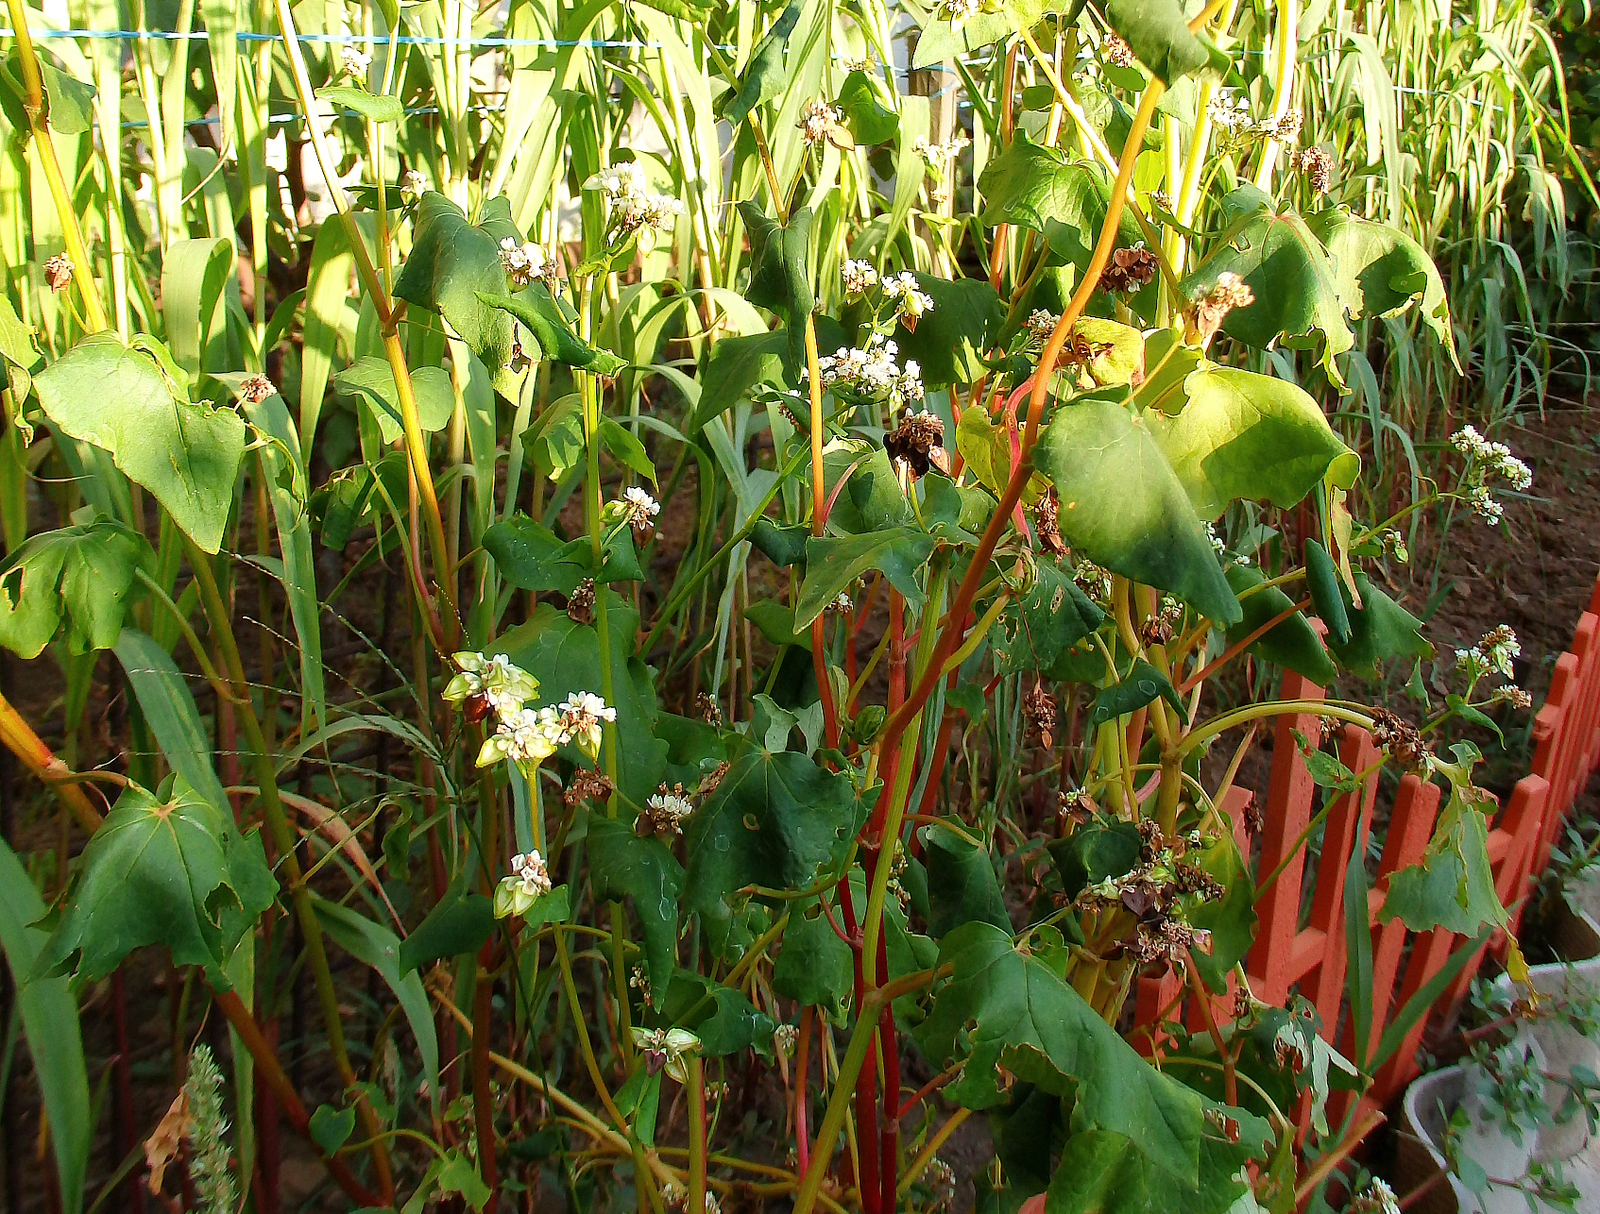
[497, 237, 556, 288]
[583, 161, 685, 240]
[1291, 146, 1333, 194]
[1371, 708, 1428, 770]
[1456, 624, 1521, 683]
[44, 253, 73, 291]
[1074, 559, 1113, 601]
[400, 169, 427, 202]
[631, 1026, 701, 1083]
[1076, 821, 1224, 965]
[1188, 271, 1255, 347]
[773, 1022, 799, 1059]
[881, 271, 936, 330]
[883, 407, 947, 479]
[182, 1045, 237, 1214]
[940, 0, 988, 26]
[1349, 1178, 1401, 1214]
[802, 332, 925, 411]
[495, 849, 553, 918]
[1102, 33, 1135, 68]
[640, 783, 695, 839]
[841, 259, 878, 295]
[1207, 93, 1303, 144]
[1098, 243, 1160, 294]
[340, 45, 372, 77]
[606, 485, 661, 535]
[914, 132, 970, 176]
[239, 374, 276, 404]
[1449, 425, 1531, 524]
[1025, 308, 1060, 345]
[444, 651, 541, 722]
[798, 98, 850, 148]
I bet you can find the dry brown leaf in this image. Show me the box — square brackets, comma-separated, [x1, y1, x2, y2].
[144, 1092, 188, 1193]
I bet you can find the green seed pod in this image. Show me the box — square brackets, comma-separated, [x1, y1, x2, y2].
[848, 703, 887, 744]
[1304, 539, 1351, 645]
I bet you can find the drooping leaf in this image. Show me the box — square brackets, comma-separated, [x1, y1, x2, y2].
[979, 135, 1142, 275]
[716, 1, 802, 127]
[1086, 658, 1186, 729]
[1382, 745, 1509, 936]
[1223, 564, 1336, 685]
[919, 921, 1204, 1183]
[393, 193, 521, 370]
[1324, 572, 1433, 677]
[655, 971, 776, 1056]
[1048, 822, 1142, 901]
[1066, 317, 1146, 388]
[750, 518, 810, 568]
[1034, 395, 1240, 624]
[772, 896, 853, 1021]
[1180, 187, 1353, 386]
[310, 897, 440, 1107]
[483, 514, 642, 594]
[992, 560, 1106, 677]
[0, 840, 89, 1213]
[794, 528, 938, 628]
[0, 519, 154, 658]
[397, 878, 494, 975]
[590, 817, 682, 1006]
[309, 1104, 357, 1155]
[682, 701, 863, 955]
[1104, 0, 1223, 84]
[38, 56, 96, 133]
[837, 70, 898, 145]
[333, 356, 456, 446]
[1146, 366, 1360, 518]
[479, 285, 627, 375]
[923, 825, 1011, 939]
[692, 331, 786, 434]
[37, 777, 276, 984]
[1303, 539, 1351, 645]
[1305, 207, 1457, 369]
[825, 443, 916, 534]
[891, 273, 1006, 389]
[740, 203, 814, 373]
[317, 84, 403, 124]
[32, 334, 245, 553]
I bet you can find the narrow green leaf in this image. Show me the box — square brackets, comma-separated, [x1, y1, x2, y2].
[114, 627, 229, 810]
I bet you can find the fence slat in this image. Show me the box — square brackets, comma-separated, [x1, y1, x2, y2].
[1302, 726, 1378, 1034]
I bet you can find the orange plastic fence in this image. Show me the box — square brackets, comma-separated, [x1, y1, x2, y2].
[1130, 567, 1600, 1126]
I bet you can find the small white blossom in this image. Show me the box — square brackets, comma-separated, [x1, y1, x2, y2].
[477, 706, 563, 767]
[1468, 486, 1504, 524]
[940, 0, 984, 26]
[798, 98, 844, 145]
[583, 160, 684, 240]
[1455, 647, 1491, 680]
[914, 132, 970, 175]
[1450, 424, 1489, 458]
[444, 651, 540, 720]
[1491, 685, 1533, 710]
[1486, 442, 1533, 491]
[494, 850, 553, 918]
[1350, 1177, 1400, 1214]
[1026, 309, 1060, 343]
[1479, 625, 1520, 678]
[557, 691, 615, 760]
[616, 486, 661, 530]
[831, 592, 854, 613]
[498, 237, 555, 288]
[630, 1026, 701, 1084]
[841, 259, 878, 295]
[340, 45, 372, 77]
[400, 169, 427, 202]
[773, 1023, 799, 1058]
[643, 785, 695, 838]
[881, 271, 935, 330]
[1207, 90, 1252, 133]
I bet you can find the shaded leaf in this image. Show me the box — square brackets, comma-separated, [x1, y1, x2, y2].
[891, 273, 1005, 389]
[772, 896, 852, 1021]
[1223, 564, 1335, 685]
[1034, 395, 1240, 624]
[1324, 572, 1433, 677]
[38, 777, 275, 984]
[837, 70, 897, 144]
[923, 825, 1011, 939]
[1104, 0, 1222, 84]
[0, 520, 154, 658]
[479, 285, 627, 375]
[397, 879, 493, 975]
[590, 817, 682, 1006]
[991, 560, 1106, 677]
[393, 193, 521, 370]
[979, 135, 1142, 275]
[716, 1, 802, 126]
[794, 528, 937, 628]
[333, 356, 455, 445]
[1086, 659, 1185, 729]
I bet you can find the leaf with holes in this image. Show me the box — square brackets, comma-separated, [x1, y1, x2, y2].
[991, 560, 1106, 677]
[979, 135, 1143, 275]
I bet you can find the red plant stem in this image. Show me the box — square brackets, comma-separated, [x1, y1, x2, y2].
[879, 84, 1163, 753]
[837, 880, 879, 1211]
[794, 1006, 812, 1174]
[1178, 597, 1312, 693]
[897, 1068, 954, 1119]
[211, 988, 382, 1207]
[111, 969, 144, 1214]
[907, 705, 957, 862]
[876, 931, 900, 1214]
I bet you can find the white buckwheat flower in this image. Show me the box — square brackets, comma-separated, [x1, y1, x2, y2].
[583, 160, 684, 239]
[1450, 425, 1490, 458]
[618, 486, 661, 529]
[1455, 647, 1491, 680]
[494, 849, 553, 918]
[1468, 486, 1504, 524]
[1486, 442, 1533, 491]
[477, 706, 563, 768]
[340, 45, 372, 77]
[643, 784, 694, 838]
[444, 651, 540, 720]
[1207, 90, 1252, 134]
[914, 132, 971, 175]
[798, 98, 844, 145]
[773, 1023, 799, 1058]
[400, 169, 427, 202]
[841, 259, 878, 295]
[1478, 625, 1520, 678]
[1350, 1177, 1400, 1214]
[557, 691, 615, 760]
[882, 271, 935, 330]
[940, 0, 984, 26]
[498, 237, 553, 288]
[1026, 308, 1061, 343]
